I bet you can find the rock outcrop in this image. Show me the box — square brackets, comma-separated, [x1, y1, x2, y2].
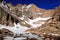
[0, 28, 13, 37]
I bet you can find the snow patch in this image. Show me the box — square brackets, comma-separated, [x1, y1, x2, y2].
[26, 4, 32, 11]
[1, 3, 5, 6]
[27, 33, 38, 38]
[31, 17, 51, 23]
[27, 5, 32, 9]
[22, 5, 25, 10]
[25, 17, 51, 28]
[25, 21, 45, 28]
[19, 15, 25, 20]
[0, 23, 29, 36]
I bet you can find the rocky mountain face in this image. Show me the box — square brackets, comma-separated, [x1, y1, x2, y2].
[0, 2, 60, 40]
[26, 6, 60, 40]
[0, 3, 53, 27]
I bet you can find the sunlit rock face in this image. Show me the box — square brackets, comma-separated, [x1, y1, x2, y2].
[26, 6, 60, 36]
[42, 10, 54, 17]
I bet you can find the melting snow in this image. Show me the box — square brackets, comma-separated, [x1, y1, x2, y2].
[0, 3, 8, 9]
[1, 3, 5, 6]
[27, 5, 32, 9]
[31, 17, 51, 22]
[26, 4, 32, 11]
[27, 33, 38, 38]
[25, 17, 51, 28]
[22, 5, 25, 10]
[0, 23, 29, 36]
[19, 15, 25, 20]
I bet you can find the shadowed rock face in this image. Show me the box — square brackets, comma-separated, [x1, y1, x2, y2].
[0, 28, 14, 37]
[0, 8, 18, 26]
[0, 0, 3, 1]
[0, 6, 31, 27]
[0, 0, 3, 2]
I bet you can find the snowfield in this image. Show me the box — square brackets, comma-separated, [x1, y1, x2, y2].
[0, 23, 29, 36]
[25, 17, 51, 28]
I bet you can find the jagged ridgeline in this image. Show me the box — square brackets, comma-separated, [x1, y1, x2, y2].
[0, 5, 31, 27]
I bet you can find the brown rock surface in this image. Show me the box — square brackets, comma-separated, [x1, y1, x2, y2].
[26, 6, 60, 36]
[0, 28, 13, 37]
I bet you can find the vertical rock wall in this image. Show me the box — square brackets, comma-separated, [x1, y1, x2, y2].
[0, 7, 19, 26]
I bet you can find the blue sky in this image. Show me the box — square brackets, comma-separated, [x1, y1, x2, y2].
[5, 0, 60, 9]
